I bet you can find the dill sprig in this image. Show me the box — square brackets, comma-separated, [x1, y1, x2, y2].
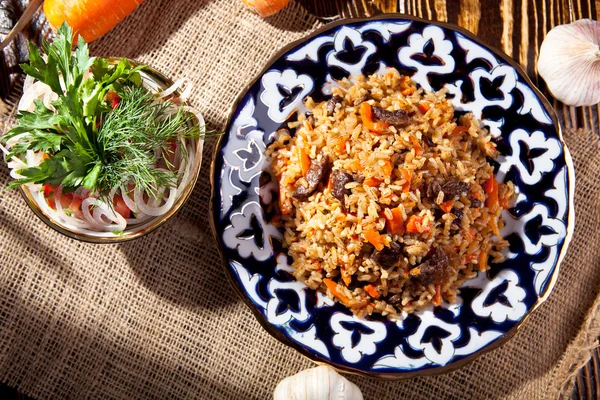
[96, 85, 199, 197]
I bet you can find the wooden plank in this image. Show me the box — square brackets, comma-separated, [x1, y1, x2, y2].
[298, 0, 399, 19]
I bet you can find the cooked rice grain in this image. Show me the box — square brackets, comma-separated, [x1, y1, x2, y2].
[267, 68, 513, 320]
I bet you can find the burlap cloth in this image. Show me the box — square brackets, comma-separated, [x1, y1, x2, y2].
[0, 1, 598, 399]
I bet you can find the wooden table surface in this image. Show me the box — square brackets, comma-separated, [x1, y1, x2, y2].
[299, 1, 599, 399]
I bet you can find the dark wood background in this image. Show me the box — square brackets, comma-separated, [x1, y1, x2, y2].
[0, 0, 598, 398]
[298, 1, 600, 398]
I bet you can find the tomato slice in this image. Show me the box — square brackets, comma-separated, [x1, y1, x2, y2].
[113, 194, 131, 219]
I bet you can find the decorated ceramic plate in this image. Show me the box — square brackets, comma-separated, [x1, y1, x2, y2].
[210, 15, 574, 378]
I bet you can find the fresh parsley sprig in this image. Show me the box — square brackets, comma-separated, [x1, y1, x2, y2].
[2, 23, 202, 197]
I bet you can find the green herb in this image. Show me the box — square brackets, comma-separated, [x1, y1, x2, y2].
[2, 22, 203, 198]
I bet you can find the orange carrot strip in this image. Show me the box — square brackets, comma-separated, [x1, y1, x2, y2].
[409, 136, 423, 156]
[418, 102, 431, 114]
[364, 284, 380, 299]
[433, 284, 442, 306]
[385, 207, 405, 235]
[399, 168, 412, 193]
[337, 138, 349, 153]
[451, 126, 469, 136]
[401, 87, 414, 96]
[405, 215, 431, 234]
[485, 176, 499, 213]
[323, 278, 352, 306]
[439, 200, 454, 213]
[466, 228, 476, 240]
[360, 103, 389, 133]
[298, 148, 310, 176]
[478, 251, 489, 272]
[381, 160, 393, 177]
[364, 177, 382, 187]
[464, 254, 478, 263]
[350, 159, 364, 171]
[364, 229, 385, 251]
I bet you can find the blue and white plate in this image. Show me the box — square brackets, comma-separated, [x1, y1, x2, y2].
[210, 15, 575, 378]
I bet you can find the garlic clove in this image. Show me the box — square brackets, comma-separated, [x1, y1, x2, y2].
[537, 19, 600, 107]
[273, 365, 364, 400]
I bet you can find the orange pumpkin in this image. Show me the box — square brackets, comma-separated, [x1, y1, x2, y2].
[242, 0, 291, 17]
[44, 0, 145, 43]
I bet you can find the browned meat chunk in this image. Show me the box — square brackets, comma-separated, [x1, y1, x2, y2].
[372, 242, 402, 268]
[451, 207, 463, 226]
[470, 195, 483, 208]
[423, 135, 435, 147]
[330, 169, 353, 203]
[441, 177, 470, 199]
[410, 246, 451, 285]
[426, 178, 443, 198]
[386, 293, 403, 306]
[327, 95, 344, 116]
[294, 157, 331, 200]
[372, 106, 409, 126]
[426, 177, 470, 200]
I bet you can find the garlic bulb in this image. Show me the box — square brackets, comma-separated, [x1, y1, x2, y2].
[538, 19, 600, 106]
[273, 366, 363, 400]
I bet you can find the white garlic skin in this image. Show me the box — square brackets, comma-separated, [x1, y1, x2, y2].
[273, 365, 364, 400]
[537, 19, 600, 106]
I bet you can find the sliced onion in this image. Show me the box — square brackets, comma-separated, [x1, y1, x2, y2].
[158, 78, 188, 99]
[134, 185, 177, 216]
[81, 197, 127, 232]
[18, 81, 53, 112]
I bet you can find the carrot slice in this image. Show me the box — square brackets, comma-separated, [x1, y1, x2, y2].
[323, 278, 352, 306]
[433, 284, 442, 306]
[451, 126, 469, 136]
[478, 251, 489, 272]
[350, 159, 364, 171]
[337, 138, 349, 154]
[485, 176, 499, 213]
[364, 177, 382, 187]
[364, 228, 385, 251]
[385, 207, 405, 235]
[399, 168, 412, 193]
[463, 254, 478, 263]
[418, 102, 431, 114]
[360, 103, 389, 133]
[466, 228, 476, 240]
[381, 160, 393, 177]
[401, 87, 414, 96]
[405, 215, 431, 234]
[439, 200, 454, 213]
[298, 148, 310, 176]
[364, 284, 380, 299]
[409, 136, 423, 156]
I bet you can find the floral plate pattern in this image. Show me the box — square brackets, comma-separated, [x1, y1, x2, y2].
[210, 15, 575, 378]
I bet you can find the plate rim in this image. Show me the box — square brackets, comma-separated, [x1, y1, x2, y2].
[209, 13, 576, 379]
